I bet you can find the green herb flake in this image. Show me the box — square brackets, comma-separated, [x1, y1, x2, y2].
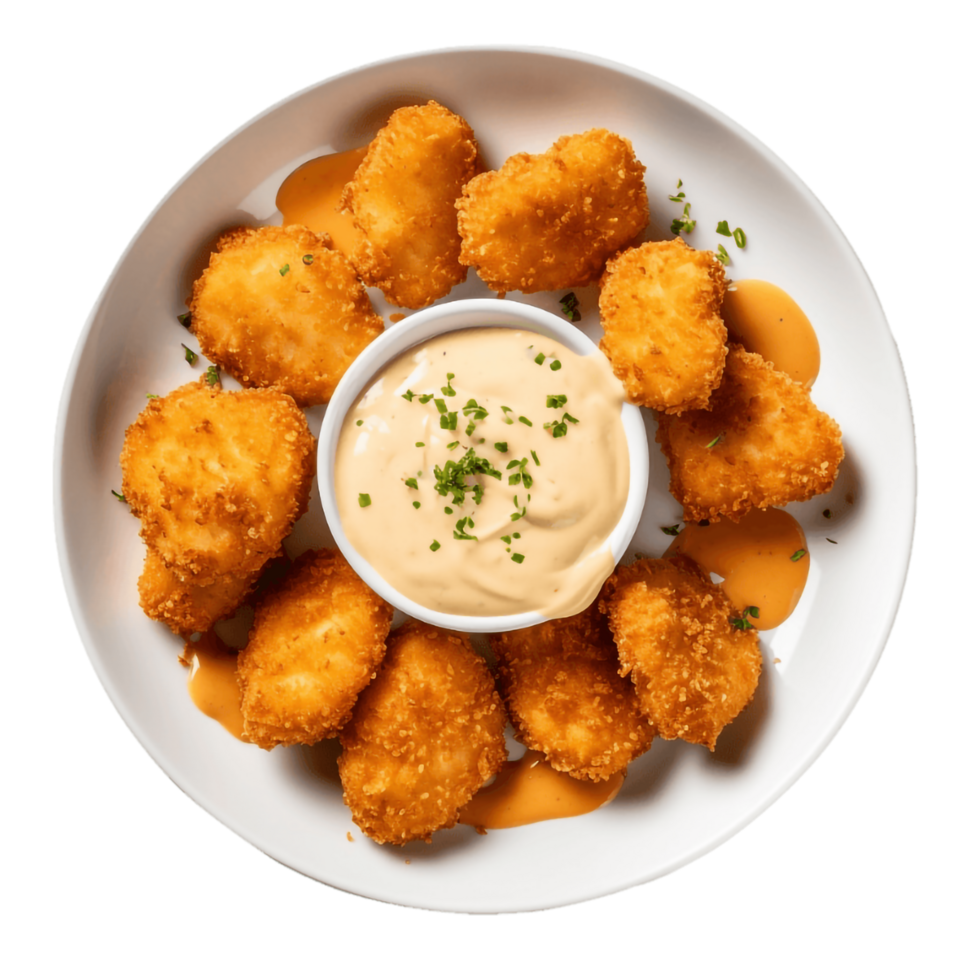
[430, 540, 441, 551]
[439, 412, 458, 430]
[670, 201, 696, 236]
[716, 220, 733, 237]
[733, 227, 747, 249]
[416, 441, 425, 447]
[717, 244, 731, 266]
[827, 538, 838, 544]
[494, 442, 508, 453]
[356, 419, 364, 427]
[462, 398, 488, 420]
[146, 393, 159, 400]
[705, 433, 723, 449]
[534, 352, 546, 365]
[279, 264, 290, 276]
[661, 524, 681, 536]
[401, 390, 415, 401]
[512, 532, 521, 539]
[434, 398, 448, 414]
[731, 606, 760, 630]
[205, 365, 219, 386]
[405, 478, 419, 490]
[182, 343, 198, 366]
[518, 416, 532, 427]
[445, 506, 454, 514]
[177, 312, 192, 329]
[441, 373, 456, 397]
[530, 450, 540, 466]
[549, 360, 562, 372]
[500, 535, 512, 545]
[418, 393, 434, 404]
[511, 553, 525, 564]
[454, 517, 478, 541]
[111, 489, 126, 502]
[545, 394, 567, 409]
[358, 493, 372, 508]
[447, 441, 460, 450]
[413, 501, 421, 509]
[302, 254, 314, 265]
[559, 292, 582, 323]
[790, 549, 807, 562]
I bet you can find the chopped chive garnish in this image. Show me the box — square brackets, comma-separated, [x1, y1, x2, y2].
[559, 292, 582, 323]
[454, 517, 477, 541]
[432, 448, 502, 507]
[418, 393, 433, 404]
[358, 493, 371, 508]
[402, 390, 415, 401]
[177, 312, 192, 329]
[827, 538, 837, 544]
[494, 442, 508, 453]
[670, 201, 696, 236]
[465, 421, 477, 436]
[733, 227, 747, 249]
[705, 433, 723, 449]
[717, 244, 731, 265]
[205, 365, 219, 386]
[416, 441, 425, 447]
[146, 393, 159, 400]
[439, 412, 458, 430]
[511, 553, 525, 564]
[790, 549, 807, 562]
[405, 478, 418, 490]
[413, 501, 421, 509]
[550, 360, 562, 372]
[530, 450, 540, 466]
[512, 532, 521, 539]
[661, 524, 681, 536]
[668, 192, 686, 203]
[430, 540, 441, 551]
[447, 441, 460, 450]
[545, 394, 567, 409]
[676, 179, 683, 188]
[507, 458, 533, 489]
[731, 605, 760, 630]
[534, 352, 546, 365]
[441, 373, 456, 396]
[500, 535, 511, 544]
[716, 220, 732, 237]
[302, 254, 314, 265]
[279, 264, 290, 276]
[111, 489, 126, 502]
[462, 399, 488, 420]
[356, 419, 364, 426]
[181, 343, 198, 366]
[434, 398, 448, 414]
[518, 416, 532, 427]
[445, 506, 453, 514]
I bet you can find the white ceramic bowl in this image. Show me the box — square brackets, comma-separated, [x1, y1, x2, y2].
[318, 298, 649, 633]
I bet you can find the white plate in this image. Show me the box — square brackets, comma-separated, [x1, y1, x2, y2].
[54, 47, 915, 913]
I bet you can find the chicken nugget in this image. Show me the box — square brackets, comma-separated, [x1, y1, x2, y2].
[456, 128, 649, 294]
[236, 549, 392, 749]
[189, 225, 383, 406]
[339, 621, 507, 844]
[137, 546, 270, 635]
[656, 345, 844, 522]
[120, 377, 314, 586]
[599, 239, 728, 412]
[490, 601, 655, 781]
[601, 556, 761, 751]
[339, 101, 481, 309]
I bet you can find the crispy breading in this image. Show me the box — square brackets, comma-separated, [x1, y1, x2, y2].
[456, 128, 649, 294]
[120, 377, 314, 586]
[137, 546, 269, 635]
[189, 224, 383, 406]
[656, 345, 844, 522]
[490, 601, 655, 781]
[339, 620, 507, 844]
[599, 239, 729, 412]
[339, 101, 481, 308]
[600, 556, 761, 751]
[237, 549, 393, 750]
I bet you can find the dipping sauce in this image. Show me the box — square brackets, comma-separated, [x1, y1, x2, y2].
[182, 631, 248, 741]
[334, 328, 630, 619]
[722, 280, 821, 387]
[665, 508, 809, 630]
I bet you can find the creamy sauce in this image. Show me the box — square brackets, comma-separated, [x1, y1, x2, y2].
[183, 631, 248, 741]
[722, 280, 821, 387]
[665, 508, 809, 630]
[334, 328, 630, 619]
[275, 147, 368, 259]
[459, 751, 624, 829]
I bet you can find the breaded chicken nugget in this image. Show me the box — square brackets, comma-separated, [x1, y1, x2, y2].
[456, 128, 649, 294]
[120, 377, 314, 586]
[339, 621, 507, 844]
[656, 345, 844, 522]
[490, 601, 655, 781]
[601, 556, 761, 751]
[339, 101, 481, 308]
[137, 546, 270, 635]
[189, 224, 383, 406]
[237, 549, 392, 750]
[599, 239, 729, 412]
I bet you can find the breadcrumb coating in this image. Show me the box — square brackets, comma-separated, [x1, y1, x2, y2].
[456, 128, 649, 293]
[599, 239, 729, 412]
[120, 377, 314, 586]
[601, 556, 761, 751]
[237, 549, 393, 750]
[339, 101, 481, 308]
[339, 621, 507, 844]
[491, 601, 655, 781]
[656, 345, 844, 522]
[190, 224, 383, 406]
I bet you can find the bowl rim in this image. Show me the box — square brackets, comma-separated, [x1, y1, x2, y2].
[317, 297, 650, 632]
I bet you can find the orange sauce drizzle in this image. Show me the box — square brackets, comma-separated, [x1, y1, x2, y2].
[722, 280, 821, 387]
[665, 508, 809, 630]
[183, 631, 248, 741]
[275, 146, 369, 259]
[458, 751, 624, 830]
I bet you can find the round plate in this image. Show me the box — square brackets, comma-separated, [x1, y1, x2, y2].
[54, 47, 915, 913]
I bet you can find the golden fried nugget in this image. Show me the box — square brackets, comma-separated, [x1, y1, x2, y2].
[339, 101, 481, 308]
[120, 377, 314, 586]
[601, 556, 761, 751]
[339, 621, 507, 844]
[599, 239, 729, 412]
[237, 549, 393, 750]
[456, 128, 649, 294]
[189, 225, 383, 406]
[491, 601, 655, 781]
[656, 345, 844, 522]
[137, 546, 270, 635]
